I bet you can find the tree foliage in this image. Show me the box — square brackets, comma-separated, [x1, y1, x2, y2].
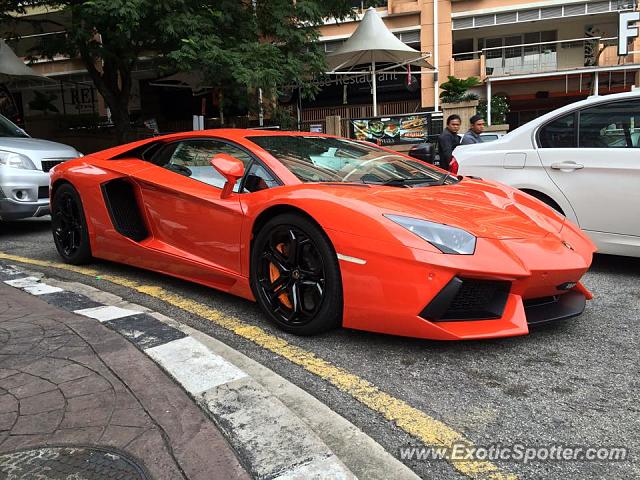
[169, 1, 382, 118]
[1, 0, 199, 140]
[477, 95, 510, 125]
[0, 0, 382, 138]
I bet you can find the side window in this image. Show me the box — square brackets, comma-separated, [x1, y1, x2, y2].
[578, 100, 640, 148]
[242, 162, 279, 193]
[155, 139, 253, 190]
[538, 113, 576, 148]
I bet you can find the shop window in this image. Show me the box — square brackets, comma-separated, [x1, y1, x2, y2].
[578, 100, 640, 148]
[538, 113, 576, 148]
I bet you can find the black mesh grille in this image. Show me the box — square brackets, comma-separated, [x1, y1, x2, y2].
[38, 186, 49, 199]
[41, 160, 66, 172]
[420, 277, 511, 322]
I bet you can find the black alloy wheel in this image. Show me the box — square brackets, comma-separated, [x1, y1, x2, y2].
[251, 213, 342, 335]
[51, 184, 92, 265]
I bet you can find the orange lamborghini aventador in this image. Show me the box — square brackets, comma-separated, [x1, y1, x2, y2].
[49, 130, 595, 340]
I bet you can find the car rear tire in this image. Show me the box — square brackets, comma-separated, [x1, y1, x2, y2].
[251, 213, 343, 335]
[51, 183, 92, 265]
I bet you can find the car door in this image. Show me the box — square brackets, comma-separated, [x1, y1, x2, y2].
[536, 98, 640, 237]
[133, 138, 253, 276]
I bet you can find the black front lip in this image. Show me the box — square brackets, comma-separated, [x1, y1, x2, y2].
[525, 291, 586, 325]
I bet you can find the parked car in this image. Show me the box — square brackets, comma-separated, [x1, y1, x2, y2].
[0, 114, 82, 221]
[453, 91, 640, 257]
[49, 130, 595, 340]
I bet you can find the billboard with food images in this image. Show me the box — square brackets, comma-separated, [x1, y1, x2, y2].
[350, 113, 431, 146]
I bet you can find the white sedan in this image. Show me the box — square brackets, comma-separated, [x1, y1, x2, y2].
[453, 91, 640, 257]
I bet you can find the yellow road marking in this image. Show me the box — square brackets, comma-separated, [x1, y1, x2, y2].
[0, 251, 517, 480]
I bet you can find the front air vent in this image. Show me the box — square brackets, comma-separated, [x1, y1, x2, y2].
[420, 277, 511, 322]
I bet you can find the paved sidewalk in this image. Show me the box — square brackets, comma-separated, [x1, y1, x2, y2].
[0, 283, 250, 480]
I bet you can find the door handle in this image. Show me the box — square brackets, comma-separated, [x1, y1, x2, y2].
[550, 162, 584, 170]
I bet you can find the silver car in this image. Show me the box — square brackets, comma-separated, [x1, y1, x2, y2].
[0, 114, 81, 220]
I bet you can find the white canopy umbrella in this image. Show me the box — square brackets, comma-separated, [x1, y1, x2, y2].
[148, 71, 211, 95]
[326, 7, 432, 116]
[0, 39, 54, 84]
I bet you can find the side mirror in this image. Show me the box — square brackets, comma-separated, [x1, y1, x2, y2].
[210, 154, 245, 198]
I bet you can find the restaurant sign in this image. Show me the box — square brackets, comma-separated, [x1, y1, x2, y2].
[619, 11, 640, 56]
[350, 113, 431, 146]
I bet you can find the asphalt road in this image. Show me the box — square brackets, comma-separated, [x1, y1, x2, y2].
[1, 217, 638, 480]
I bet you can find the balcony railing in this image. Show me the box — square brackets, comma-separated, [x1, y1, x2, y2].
[452, 36, 639, 79]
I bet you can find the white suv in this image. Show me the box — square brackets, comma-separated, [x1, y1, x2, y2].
[0, 114, 81, 221]
[454, 91, 640, 257]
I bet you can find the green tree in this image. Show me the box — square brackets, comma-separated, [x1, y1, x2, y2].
[1, 0, 381, 140]
[168, 1, 382, 123]
[477, 95, 510, 125]
[0, 0, 196, 142]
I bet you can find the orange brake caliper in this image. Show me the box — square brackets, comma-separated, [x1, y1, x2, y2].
[269, 243, 292, 308]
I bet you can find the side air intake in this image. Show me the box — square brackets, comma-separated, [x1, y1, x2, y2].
[101, 179, 148, 242]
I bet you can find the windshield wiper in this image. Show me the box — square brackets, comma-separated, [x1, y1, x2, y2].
[379, 177, 439, 187]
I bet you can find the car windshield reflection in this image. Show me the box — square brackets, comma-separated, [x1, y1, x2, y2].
[248, 135, 454, 186]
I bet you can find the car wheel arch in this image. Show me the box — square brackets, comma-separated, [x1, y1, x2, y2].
[251, 204, 324, 240]
[50, 179, 74, 200]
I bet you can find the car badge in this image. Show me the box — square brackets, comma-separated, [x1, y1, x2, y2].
[562, 241, 574, 250]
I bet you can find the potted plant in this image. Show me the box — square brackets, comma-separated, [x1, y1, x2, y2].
[439, 76, 481, 129]
[439, 76, 481, 103]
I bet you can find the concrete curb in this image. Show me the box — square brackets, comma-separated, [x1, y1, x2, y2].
[0, 261, 421, 480]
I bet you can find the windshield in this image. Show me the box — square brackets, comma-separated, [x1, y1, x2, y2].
[248, 135, 452, 185]
[0, 114, 28, 138]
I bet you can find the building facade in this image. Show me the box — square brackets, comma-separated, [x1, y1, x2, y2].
[4, 0, 640, 137]
[315, 0, 640, 128]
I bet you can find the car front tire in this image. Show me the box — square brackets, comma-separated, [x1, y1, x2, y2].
[250, 213, 343, 335]
[51, 183, 92, 265]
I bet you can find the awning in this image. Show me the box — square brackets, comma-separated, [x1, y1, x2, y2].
[326, 8, 432, 72]
[0, 39, 55, 84]
[148, 71, 211, 95]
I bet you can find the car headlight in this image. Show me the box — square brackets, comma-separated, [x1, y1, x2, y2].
[0, 150, 36, 170]
[385, 214, 476, 255]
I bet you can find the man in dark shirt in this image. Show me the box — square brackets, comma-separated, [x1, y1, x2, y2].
[437, 114, 461, 170]
[461, 114, 485, 145]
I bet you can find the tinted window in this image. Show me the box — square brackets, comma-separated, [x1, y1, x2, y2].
[242, 162, 279, 193]
[538, 113, 576, 148]
[155, 139, 252, 190]
[578, 100, 640, 148]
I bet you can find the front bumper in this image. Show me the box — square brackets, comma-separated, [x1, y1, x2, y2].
[329, 223, 595, 340]
[0, 167, 50, 220]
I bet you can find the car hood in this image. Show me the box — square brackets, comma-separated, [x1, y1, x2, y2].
[0, 137, 79, 157]
[349, 178, 564, 240]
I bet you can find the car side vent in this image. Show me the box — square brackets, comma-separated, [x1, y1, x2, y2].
[101, 179, 148, 242]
